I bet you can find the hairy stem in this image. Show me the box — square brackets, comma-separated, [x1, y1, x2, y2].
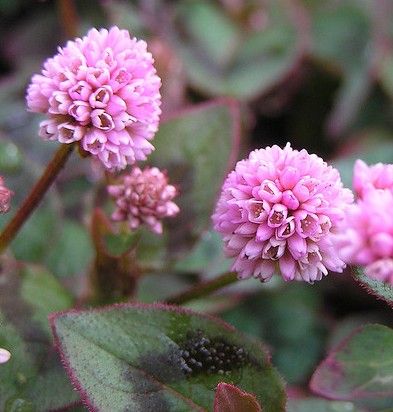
[0, 144, 74, 254]
[165, 271, 238, 306]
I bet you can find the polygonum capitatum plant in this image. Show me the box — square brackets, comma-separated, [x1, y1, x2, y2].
[1, 8, 393, 412]
[0, 26, 162, 255]
[26, 26, 161, 171]
[336, 160, 393, 285]
[212, 143, 354, 283]
[107, 165, 180, 235]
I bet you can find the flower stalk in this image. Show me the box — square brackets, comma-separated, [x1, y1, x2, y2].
[165, 271, 238, 306]
[0, 144, 74, 254]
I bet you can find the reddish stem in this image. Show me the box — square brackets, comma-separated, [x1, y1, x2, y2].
[0, 144, 74, 254]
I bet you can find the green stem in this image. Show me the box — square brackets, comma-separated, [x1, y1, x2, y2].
[165, 271, 238, 306]
[0, 144, 74, 254]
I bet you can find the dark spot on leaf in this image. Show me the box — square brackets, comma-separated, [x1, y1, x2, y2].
[178, 330, 252, 377]
[121, 329, 257, 411]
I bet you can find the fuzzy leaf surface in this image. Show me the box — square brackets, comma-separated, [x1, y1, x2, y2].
[51, 303, 286, 412]
[214, 382, 262, 412]
[137, 99, 240, 267]
[353, 266, 393, 308]
[172, 0, 307, 100]
[310, 324, 393, 400]
[0, 263, 79, 411]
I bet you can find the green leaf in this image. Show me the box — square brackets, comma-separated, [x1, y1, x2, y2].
[45, 218, 94, 278]
[18, 264, 74, 333]
[313, 3, 370, 73]
[312, 2, 373, 137]
[51, 303, 286, 412]
[352, 266, 393, 308]
[214, 382, 262, 412]
[380, 54, 393, 99]
[310, 324, 393, 400]
[0, 262, 79, 411]
[137, 99, 240, 267]
[171, 0, 306, 100]
[222, 283, 326, 385]
[10, 207, 58, 263]
[0, 140, 22, 174]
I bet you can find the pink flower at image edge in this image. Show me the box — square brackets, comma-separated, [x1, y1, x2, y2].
[353, 159, 393, 198]
[107, 166, 179, 235]
[0, 177, 13, 214]
[26, 26, 161, 170]
[212, 143, 354, 283]
[336, 160, 393, 285]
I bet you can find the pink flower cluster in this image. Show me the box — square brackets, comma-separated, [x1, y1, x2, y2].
[212, 143, 353, 283]
[107, 166, 179, 235]
[336, 160, 393, 284]
[26, 27, 161, 170]
[0, 177, 13, 214]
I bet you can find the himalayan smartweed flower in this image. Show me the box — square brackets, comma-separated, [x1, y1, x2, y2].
[212, 143, 353, 283]
[0, 177, 13, 214]
[26, 26, 161, 170]
[353, 159, 393, 198]
[0, 348, 11, 364]
[107, 166, 179, 235]
[336, 161, 393, 284]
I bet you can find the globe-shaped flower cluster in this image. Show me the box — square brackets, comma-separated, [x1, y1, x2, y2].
[26, 26, 161, 170]
[212, 143, 354, 283]
[337, 160, 393, 284]
[107, 166, 179, 235]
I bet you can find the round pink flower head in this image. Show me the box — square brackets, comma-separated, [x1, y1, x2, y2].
[107, 166, 180, 235]
[336, 185, 393, 285]
[26, 26, 161, 170]
[0, 177, 13, 214]
[212, 143, 354, 283]
[353, 159, 393, 198]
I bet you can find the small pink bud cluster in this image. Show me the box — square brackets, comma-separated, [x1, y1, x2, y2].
[212, 143, 353, 283]
[107, 166, 179, 235]
[0, 177, 13, 214]
[336, 160, 393, 284]
[26, 26, 161, 171]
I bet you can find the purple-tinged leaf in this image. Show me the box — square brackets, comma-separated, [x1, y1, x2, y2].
[214, 382, 262, 412]
[0, 262, 79, 411]
[51, 303, 286, 412]
[352, 266, 393, 308]
[170, 0, 310, 101]
[138, 99, 241, 267]
[310, 324, 393, 400]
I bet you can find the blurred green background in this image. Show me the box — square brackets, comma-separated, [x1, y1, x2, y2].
[1, 1, 393, 410]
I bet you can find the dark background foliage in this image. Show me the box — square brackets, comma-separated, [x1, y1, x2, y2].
[1, 1, 393, 411]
